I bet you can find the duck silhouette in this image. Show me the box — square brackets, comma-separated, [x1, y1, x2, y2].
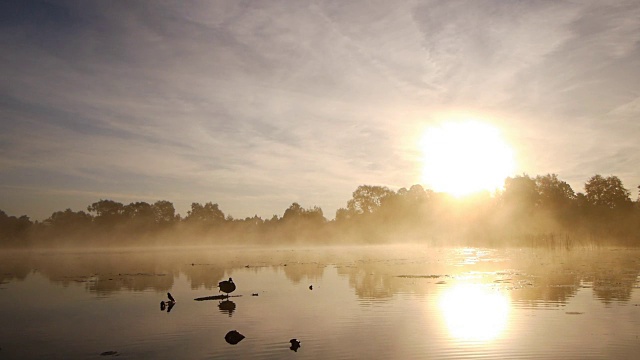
[218, 300, 236, 317]
[225, 330, 245, 345]
[218, 278, 236, 297]
[289, 339, 301, 352]
[161, 293, 176, 312]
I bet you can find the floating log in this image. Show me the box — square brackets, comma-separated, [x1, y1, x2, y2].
[194, 294, 242, 301]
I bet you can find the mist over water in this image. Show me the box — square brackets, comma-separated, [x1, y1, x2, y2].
[1, 245, 639, 359]
[2, 174, 640, 249]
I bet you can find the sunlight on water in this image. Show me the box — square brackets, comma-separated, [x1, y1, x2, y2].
[1, 246, 640, 359]
[439, 284, 510, 342]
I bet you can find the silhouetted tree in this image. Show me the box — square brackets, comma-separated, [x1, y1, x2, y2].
[283, 202, 305, 220]
[5, 172, 640, 247]
[124, 202, 154, 219]
[502, 175, 539, 211]
[282, 203, 324, 223]
[87, 200, 125, 227]
[185, 202, 225, 225]
[335, 207, 351, 223]
[152, 200, 178, 225]
[42, 209, 93, 242]
[585, 175, 631, 209]
[0, 210, 33, 246]
[45, 209, 93, 228]
[123, 202, 156, 231]
[535, 174, 575, 209]
[346, 185, 395, 215]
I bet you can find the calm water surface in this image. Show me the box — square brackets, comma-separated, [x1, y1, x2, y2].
[1, 245, 640, 359]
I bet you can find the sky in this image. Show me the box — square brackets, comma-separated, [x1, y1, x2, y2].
[1, 0, 640, 221]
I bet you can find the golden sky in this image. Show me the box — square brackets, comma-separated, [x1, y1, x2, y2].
[1, 0, 639, 219]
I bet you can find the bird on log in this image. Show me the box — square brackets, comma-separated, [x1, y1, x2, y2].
[218, 278, 236, 297]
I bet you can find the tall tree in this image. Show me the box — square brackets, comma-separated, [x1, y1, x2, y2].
[123, 202, 155, 230]
[152, 200, 177, 224]
[346, 185, 395, 215]
[502, 175, 539, 210]
[87, 200, 125, 227]
[584, 175, 631, 209]
[45, 209, 92, 228]
[185, 202, 225, 224]
[535, 174, 575, 209]
[0, 210, 32, 245]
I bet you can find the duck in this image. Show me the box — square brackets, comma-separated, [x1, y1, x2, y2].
[161, 293, 176, 312]
[218, 278, 236, 296]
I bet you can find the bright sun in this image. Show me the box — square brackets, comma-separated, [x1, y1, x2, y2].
[419, 120, 515, 197]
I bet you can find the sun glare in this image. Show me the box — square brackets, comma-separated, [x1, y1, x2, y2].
[439, 284, 510, 342]
[419, 120, 514, 197]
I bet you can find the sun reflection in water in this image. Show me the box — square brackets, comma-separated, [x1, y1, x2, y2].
[439, 284, 510, 342]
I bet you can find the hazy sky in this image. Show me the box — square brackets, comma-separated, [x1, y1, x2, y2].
[2, 0, 640, 220]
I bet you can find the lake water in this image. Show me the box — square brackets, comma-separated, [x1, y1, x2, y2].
[1, 245, 640, 359]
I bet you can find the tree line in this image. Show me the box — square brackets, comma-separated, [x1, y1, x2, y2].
[1, 173, 639, 247]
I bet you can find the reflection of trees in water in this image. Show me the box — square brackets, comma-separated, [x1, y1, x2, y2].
[511, 250, 640, 305]
[336, 260, 436, 300]
[510, 271, 580, 305]
[587, 252, 640, 303]
[183, 265, 226, 290]
[334, 248, 640, 306]
[41, 252, 180, 294]
[88, 273, 175, 294]
[338, 265, 396, 299]
[0, 248, 334, 294]
[0, 252, 31, 283]
[1, 247, 639, 306]
[592, 274, 636, 303]
[281, 263, 326, 284]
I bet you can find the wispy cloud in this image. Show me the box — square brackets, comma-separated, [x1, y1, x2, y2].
[1, 0, 639, 219]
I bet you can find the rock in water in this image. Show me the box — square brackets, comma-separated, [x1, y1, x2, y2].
[290, 339, 301, 352]
[225, 330, 245, 345]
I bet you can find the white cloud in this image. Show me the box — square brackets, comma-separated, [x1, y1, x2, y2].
[1, 0, 640, 219]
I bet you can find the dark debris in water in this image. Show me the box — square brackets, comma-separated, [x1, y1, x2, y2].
[565, 312, 584, 315]
[290, 339, 301, 352]
[225, 330, 245, 345]
[100, 350, 119, 356]
[194, 294, 242, 301]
